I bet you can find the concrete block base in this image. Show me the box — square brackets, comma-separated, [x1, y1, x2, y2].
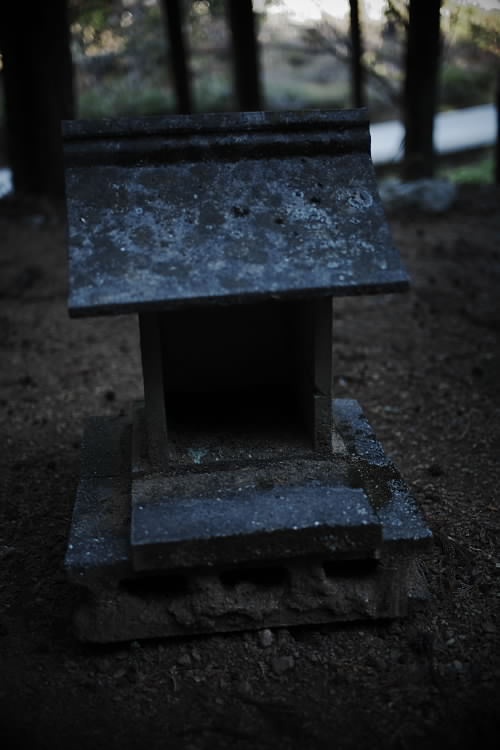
[73, 556, 422, 643]
[65, 400, 432, 642]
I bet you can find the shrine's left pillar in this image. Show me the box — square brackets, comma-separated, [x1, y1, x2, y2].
[139, 312, 168, 472]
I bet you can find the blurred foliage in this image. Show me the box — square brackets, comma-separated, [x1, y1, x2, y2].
[443, 2, 500, 55]
[71, 0, 166, 72]
[79, 80, 174, 118]
[440, 2, 499, 107]
[301, 4, 403, 111]
[441, 63, 495, 109]
[71, 0, 174, 117]
[300, 0, 499, 118]
[70, 0, 283, 117]
[265, 78, 349, 110]
[440, 151, 494, 183]
[382, 0, 408, 36]
[192, 70, 234, 111]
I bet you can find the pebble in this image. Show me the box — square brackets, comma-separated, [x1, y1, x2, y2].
[390, 648, 402, 662]
[236, 679, 252, 695]
[427, 462, 443, 477]
[177, 653, 192, 667]
[368, 654, 386, 671]
[483, 622, 497, 634]
[258, 629, 274, 648]
[271, 655, 295, 675]
[126, 666, 139, 683]
[277, 629, 291, 646]
[95, 659, 111, 673]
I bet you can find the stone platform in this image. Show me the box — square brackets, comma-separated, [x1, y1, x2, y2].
[65, 399, 431, 643]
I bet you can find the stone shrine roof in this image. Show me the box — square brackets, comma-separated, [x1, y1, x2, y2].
[64, 109, 408, 317]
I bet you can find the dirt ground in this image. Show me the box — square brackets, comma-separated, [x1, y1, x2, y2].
[0, 184, 499, 750]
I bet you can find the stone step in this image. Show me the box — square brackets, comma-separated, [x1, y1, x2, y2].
[131, 481, 382, 571]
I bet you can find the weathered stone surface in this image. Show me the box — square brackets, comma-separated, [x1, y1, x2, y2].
[131, 482, 382, 571]
[79, 415, 129, 478]
[334, 398, 393, 468]
[66, 415, 133, 586]
[334, 399, 432, 549]
[73, 556, 413, 643]
[65, 475, 132, 587]
[64, 110, 408, 317]
[65, 400, 432, 641]
[63, 110, 429, 643]
[377, 479, 433, 547]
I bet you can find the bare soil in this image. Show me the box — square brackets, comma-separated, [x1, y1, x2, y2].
[0, 185, 499, 750]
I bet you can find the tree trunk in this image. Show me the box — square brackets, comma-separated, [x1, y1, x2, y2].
[160, 0, 193, 114]
[403, 0, 441, 180]
[349, 0, 365, 109]
[226, 0, 262, 111]
[495, 68, 500, 185]
[0, 0, 74, 197]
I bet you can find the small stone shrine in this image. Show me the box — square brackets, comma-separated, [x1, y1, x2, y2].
[63, 110, 431, 642]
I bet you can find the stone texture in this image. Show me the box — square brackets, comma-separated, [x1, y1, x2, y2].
[79, 415, 129, 479]
[65, 475, 132, 587]
[64, 110, 408, 317]
[333, 398, 393, 469]
[63, 110, 429, 644]
[258, 629, 274, 647]
[72, 554, 416, 643]
[65, 400, 432, 641]
[131, 482, 382, 571]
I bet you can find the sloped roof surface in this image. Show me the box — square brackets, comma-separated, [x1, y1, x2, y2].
[64, 109, 407, 316]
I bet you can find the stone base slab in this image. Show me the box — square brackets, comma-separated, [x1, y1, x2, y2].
[65, 399, 432, 642]
[74, 556, 422, 643]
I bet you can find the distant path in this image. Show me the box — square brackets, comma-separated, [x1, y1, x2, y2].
[0, 105, 497, 196]
[370, 104, 497, 165]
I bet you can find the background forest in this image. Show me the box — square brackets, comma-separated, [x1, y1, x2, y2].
[67, 0, 498, 119]
[0, 1, 498, 193]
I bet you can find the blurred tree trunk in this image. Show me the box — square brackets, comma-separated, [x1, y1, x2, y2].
[0, 0, 74, 197]
[226, 0, 262, 111]
[160, 0, 193, 114]
[403, 0, 442, 179]
[349, 0, 365, 109]
[496, 69, 500, 185]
